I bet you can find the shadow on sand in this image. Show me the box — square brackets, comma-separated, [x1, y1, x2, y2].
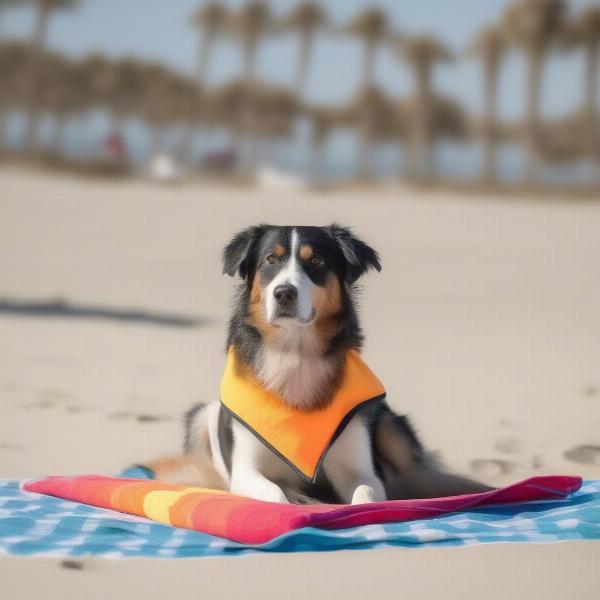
[0, 298, 208, 328]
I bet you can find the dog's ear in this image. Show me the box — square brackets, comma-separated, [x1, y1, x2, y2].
[328, 224, 381, 284]
[222, 225, 267, 279]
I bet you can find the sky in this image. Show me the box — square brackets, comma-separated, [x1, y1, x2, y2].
[0, 0, 597, 121]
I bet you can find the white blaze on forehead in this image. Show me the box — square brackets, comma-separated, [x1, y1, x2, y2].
[265, 228, 316, 324]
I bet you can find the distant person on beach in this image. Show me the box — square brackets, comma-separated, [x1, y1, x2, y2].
[104, 133, 127, 162]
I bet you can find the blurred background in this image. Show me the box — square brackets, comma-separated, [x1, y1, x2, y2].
[0, 0, 598, 189]
[0, 1, 599, 492]
[1, 4, 600, 597]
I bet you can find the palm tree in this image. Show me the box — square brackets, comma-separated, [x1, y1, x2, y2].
[342, 7, 389, 86]
[23, 0, 78, 152]
[398, 35, 453, 181]
[339, 85, 399, 180]
[0, 41, 30, 150]
[140, 64, 178, 157]
[252, 85, 300, 168]
[170, 77, 204, 163]
[468, 25, 506, 185]
[229, 0, 271, 82]
[44, 57, 90, 154]
[568, 6, 600, 174]
[190, 2, 230, 86]
[205, 79, 248, 153]
[502, 0, 567, 185]
[109, 57, 146, 131]
[227, 1, 272, 170]
[280, 1, 328, 95]
[397, 93, 467, 182]
[36, 50, 70, 151]
[183, 4, 230, 167]
[0, 2, 33, 148]
[304, 105, 339, 184]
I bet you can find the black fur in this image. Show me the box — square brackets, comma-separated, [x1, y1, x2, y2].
[183, 402, 207, 454]
[328, 224, 381, 284]
[222, 225, 269, 279]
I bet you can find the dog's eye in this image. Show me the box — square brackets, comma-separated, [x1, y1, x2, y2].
[310, 256, 322, 266]
[265, 254, 276, 265]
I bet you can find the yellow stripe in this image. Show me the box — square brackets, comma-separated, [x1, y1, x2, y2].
[142, 487, 216, 524]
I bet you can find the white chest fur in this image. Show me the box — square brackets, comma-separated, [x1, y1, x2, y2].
[256, 343, 336, 411]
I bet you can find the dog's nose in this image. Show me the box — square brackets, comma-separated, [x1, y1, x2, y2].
[273, 284, 298, 307]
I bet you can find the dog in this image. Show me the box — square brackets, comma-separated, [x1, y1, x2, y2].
[150, 224, 490, 504]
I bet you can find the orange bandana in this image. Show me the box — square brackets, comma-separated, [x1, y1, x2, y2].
[220, 346, 385, 481]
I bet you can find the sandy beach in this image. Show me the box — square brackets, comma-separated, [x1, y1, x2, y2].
[1, 166, 599, 598]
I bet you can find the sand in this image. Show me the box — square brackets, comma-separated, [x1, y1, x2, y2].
[1, 166, 599, 598]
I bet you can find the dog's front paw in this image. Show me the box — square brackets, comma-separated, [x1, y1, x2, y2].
[232, 477, 289, 504]
[253, 480, 289, 504]
[351, 484, 376, 505]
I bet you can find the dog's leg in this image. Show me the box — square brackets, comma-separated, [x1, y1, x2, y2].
[140, 402, 227, 488]
[324, 417, 387, 504]
[375, 408, 492, 499]
[229, 423, 289, 503]
[230, 470, 289, 503]
[351, 483, 380, 504]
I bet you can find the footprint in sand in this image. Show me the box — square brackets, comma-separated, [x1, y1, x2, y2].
[531, 455, 544, 469]
[25, 397, 59, 410]
[498, 417, 517, 430]
[0, 443, 24, 452]
[494, 437, 521, 455]
[108, 410, 172, 423]
[469, 458, 515, 478]
[24, 389, 74, 410]
[563, 445, 600, 465]
[60, 559, 85, 571]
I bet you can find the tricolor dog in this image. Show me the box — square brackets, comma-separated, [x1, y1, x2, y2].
[152, 225, 489, 504]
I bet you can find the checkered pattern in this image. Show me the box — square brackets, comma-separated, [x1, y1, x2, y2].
[1, 478, 599, 558]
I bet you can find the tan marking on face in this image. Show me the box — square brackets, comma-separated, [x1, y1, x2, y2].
[273, 244, 286, 257]
[247, 274, 279, 341]
[299, 244, 313, 261]
[312, 274, 343, 343]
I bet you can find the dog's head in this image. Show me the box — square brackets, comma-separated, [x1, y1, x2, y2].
[223, 225, 381, 328]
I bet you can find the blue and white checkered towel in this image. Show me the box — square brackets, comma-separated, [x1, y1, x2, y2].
[1, 477, 599, 558]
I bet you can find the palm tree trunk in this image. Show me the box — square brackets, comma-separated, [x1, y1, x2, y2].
[24, 1, 51, 154]
[295, 30, 313, 96]
[584, 40, 598, 179]
[50, 112, 68, 153]
[176, 122, 197, 165]
[0, 109, 7, 151]
[361, 39, 376, 86]
[584, 41, 598, 122]
[410, 63, 431, 182]
[191, 30, 215, 170]
[242, 37, 259, 83]
[482, 56, 499, 185]
[310, 136, 325, 185]
[357, 112, 372, 180]
[239, 37, 259, 174]
[150, 125, 164, 156]
[357, 137, 371, 181]
[230, 125, 243, 168]
[524, 48, 543, 186]
[197, 30, 215, 85]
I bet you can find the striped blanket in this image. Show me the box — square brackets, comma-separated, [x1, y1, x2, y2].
[1, 473, 599, 558]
